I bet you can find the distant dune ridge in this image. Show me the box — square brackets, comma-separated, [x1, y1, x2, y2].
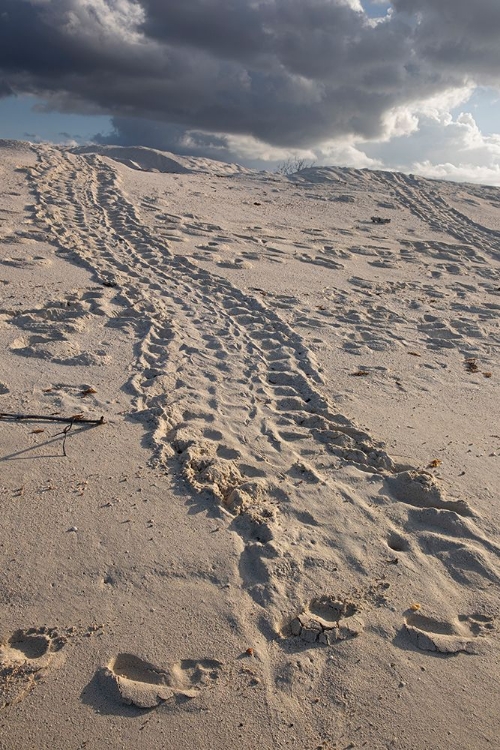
[71, 143, 252, 176]
[0, 139, 499, 749]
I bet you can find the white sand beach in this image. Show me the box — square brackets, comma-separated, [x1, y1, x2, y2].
[0, 139, 499, 749]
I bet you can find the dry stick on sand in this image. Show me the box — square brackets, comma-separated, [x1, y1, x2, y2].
[0, 412, 105, 457]
[0, 412, 105, 425]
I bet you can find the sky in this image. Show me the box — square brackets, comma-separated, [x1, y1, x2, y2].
[1, 0, 500, 184]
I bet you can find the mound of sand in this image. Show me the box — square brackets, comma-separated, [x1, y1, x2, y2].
[71, 144, 251, 176]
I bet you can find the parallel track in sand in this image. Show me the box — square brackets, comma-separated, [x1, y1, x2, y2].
[376, 170, 500, 266]
[26, 147, 500, 684]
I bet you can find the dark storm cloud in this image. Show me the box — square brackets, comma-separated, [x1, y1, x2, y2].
[95, 117, 234, 157]
[392, 0, 500, 82]
[0, 79, 14, 97]
[0, 0, 499, 152]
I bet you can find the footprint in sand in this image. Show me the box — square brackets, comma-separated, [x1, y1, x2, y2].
[385, 471, 473, 517]
[0, 627, 67, 708]
[285, 595, 364, 645]
[99, 653, 223, 708]
[403, 611, 495, 654]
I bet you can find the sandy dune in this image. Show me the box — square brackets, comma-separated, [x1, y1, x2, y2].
[0, 139, 499, 749]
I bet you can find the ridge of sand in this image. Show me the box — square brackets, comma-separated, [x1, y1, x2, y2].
[70, 143, 252, 176]
[0, 140, 499, 749]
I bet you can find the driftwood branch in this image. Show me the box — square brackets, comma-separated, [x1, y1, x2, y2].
[0, 412, 105, 425]
[0, 412, 105, 458]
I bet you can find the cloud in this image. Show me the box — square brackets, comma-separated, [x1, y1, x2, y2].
[1, 0, 500, 181]
[0, 79, 14, 97]
[362, 109, 500, 184]
[392, 0, 500, 85]
[96, 116, 236, 157]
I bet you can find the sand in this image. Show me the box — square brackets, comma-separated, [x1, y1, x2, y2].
[0, 139, 499, 749]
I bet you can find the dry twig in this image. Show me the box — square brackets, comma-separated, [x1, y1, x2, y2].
[0, 412, 104, 457]
[0, 412, 104, 425]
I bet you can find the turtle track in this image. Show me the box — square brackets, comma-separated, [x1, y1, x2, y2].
[29, 148, 396, 482]
[376, 170, 500, 267]
[24, 146, 500, 627]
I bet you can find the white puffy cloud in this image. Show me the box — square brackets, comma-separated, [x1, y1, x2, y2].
[361, 108, 500, 184]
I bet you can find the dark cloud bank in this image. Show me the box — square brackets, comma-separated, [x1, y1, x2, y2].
[1, 0, 499, 160]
